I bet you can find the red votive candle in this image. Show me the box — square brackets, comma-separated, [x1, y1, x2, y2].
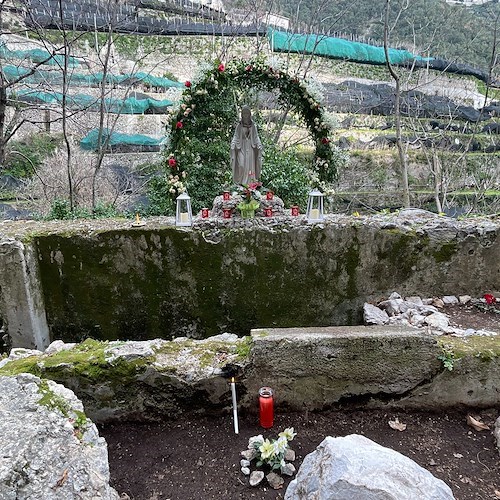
[259, 387, 274, 429]
[223, 208, 232, 219]
[223, 191, 231, 201]
[266, 191, 274, 200]
[264, 207, 272, 217]
[201, 208, 209, 218]
[291, 206, 299, 216]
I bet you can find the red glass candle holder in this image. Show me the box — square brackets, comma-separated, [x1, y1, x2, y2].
[223, 191, 231, 201]
[201, 208, 209, 218]
[266, 191, 274, 200]
[259, 387, 274, 429]
[291, 206, 299, 216]
[223, 208, 232, 219]
[264, 207, 272, 218]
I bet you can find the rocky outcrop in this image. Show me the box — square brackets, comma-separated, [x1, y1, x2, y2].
[285, 434, 454, 500]
[0, 374, 118, 500]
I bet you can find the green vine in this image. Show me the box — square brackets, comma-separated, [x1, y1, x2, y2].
[162, 58, 347, 210]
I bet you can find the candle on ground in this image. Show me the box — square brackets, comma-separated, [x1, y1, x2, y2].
[259, 387, 274, 429]
[231, 377, 239, 434]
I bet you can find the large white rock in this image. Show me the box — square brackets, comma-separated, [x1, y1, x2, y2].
[0, 374, 119, 500]
[495, 416, 500, 456]
[425, 312, 450, 330]
[285, 434, 454, 500]
[363, 303, 390, 325]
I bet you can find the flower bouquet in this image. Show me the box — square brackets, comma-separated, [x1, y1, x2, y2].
[237, 181, 262, 218]
[252, 427, 297, 471]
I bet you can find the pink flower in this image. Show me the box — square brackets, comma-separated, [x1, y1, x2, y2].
[176, 121, 183, 129]
[218, 63, 225, 72]
[245, 65, 253, 71]
[248, 181, 261, 190]
[484, 293, 497, 305]
[185, 81, 191, 87]
[321, 137, 330, 145]
[168, 158, 177, 168]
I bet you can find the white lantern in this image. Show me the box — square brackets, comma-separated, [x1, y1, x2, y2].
[306, 188, 324, 223]
[175, 191, 193, 227]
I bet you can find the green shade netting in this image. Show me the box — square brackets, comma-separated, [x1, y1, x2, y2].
[14, 89, 173, 114]
[80, 128, 162, 151]
[269, 29, 432, 65]
[0, 43, 80, 66]
[1, 64, 182, 89]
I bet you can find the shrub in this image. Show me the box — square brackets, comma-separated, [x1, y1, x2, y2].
[261, 141, 311, 209]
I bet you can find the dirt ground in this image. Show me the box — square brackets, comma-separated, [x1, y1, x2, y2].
[100, 303, 500, 500]
[100, 408, 500, 500]
[444, 302, 500, 333]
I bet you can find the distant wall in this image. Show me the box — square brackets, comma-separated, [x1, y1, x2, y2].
[0, 210, 498, 347]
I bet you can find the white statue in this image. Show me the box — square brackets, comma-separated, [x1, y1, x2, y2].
[230, 106, 263, 184]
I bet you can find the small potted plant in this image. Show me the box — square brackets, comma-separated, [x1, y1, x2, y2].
[237, 181, 261, 218]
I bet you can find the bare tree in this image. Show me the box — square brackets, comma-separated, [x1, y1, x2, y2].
[383, 0, 410, 208]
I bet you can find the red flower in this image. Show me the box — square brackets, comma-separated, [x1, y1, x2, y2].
[484, 293, 497, 305]
[248, 181, 261, 191]
[185, 81, 191, 88]
[168, 157, 177, 168]
[321, 137, 330, 145]
[176, 121, 183, 129]
[218, 63, 225, 72]
[245, 65, 253, 71]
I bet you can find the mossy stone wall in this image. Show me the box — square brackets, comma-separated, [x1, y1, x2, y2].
[27, 215, 499, 343]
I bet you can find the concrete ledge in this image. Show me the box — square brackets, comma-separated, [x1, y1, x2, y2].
[0, 328, 498, 421]
[245, 326, 442, 410]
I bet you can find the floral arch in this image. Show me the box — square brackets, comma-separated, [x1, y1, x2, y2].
[164, 58, 344, 210]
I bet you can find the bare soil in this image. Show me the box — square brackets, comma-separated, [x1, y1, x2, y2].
[444, 302, 500, 333]
[99, 303, 500, 500]
[100, 408, 500, 500]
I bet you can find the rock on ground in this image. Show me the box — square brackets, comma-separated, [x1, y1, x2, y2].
[285, 434, 454, 500]
[0, 374, 119, 500]
[363, 303, 389, 325]
[495, 416, 500, 456]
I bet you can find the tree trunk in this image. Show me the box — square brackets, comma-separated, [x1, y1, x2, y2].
[0, 81, 7, 169]
[384, 0, 411, 208]
[432, 151, 442, 213]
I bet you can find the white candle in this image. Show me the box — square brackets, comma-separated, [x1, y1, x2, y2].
[310, 208, 320, 220]
[180, 212, 189, 223]
[231, 378, 239, 434]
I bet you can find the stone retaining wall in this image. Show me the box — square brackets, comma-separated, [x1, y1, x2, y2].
[0, 210, 498, 348]
[0, 329, 498, 422]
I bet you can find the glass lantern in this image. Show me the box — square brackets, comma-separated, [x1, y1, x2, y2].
[175, 191, 193, 227]
[306, 189, 324, 223]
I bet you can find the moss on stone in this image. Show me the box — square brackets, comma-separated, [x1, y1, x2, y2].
[0, 338, 153, 384]
[437, 336, 500, 361]
[235, 336, 253, 360]
[37, 379, 72, 416]
[432, 242, 458, 263]
[153, 337, 245, 369]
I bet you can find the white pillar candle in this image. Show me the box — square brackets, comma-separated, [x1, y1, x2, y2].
[180, 212, 189, 223]
[310, 208, 320, 220]
[231, 378, 239, 434]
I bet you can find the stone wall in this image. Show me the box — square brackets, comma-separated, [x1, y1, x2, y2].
[0, 209, 498, 347]
[0, 331, 498, 422]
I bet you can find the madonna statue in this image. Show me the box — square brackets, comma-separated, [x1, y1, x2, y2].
[230, 106, 263, 184]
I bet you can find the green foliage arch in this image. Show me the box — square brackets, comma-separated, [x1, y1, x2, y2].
[164, 58, 345, 210]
